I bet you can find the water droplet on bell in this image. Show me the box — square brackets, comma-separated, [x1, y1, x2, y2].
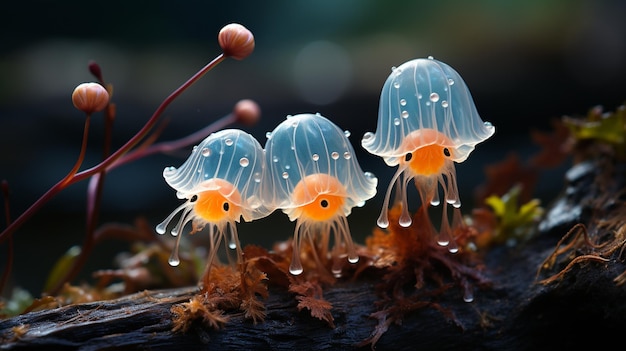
[400, 98, 407, 106]
[331, 152, 339, 160]
[393, 81, 400, 89]
[448, 78, 455, 85]
[273, 156, 279, 163]
[201, 148, 210, 157]
[312, 153, 320, 161]
[344, 130, 351, 137]
[362, 132, 373, 140]
[429, 92, 439, 102]
[348, 256, 359, 264]
[401, 110, 409, 118]
[282, 171, 289, 179]
[253, 172, 262, 183]
[266, 131, 272, 139]
[239, 157, 249, 167]
[393, 118, 400, 126]
[343, 152, 351, 159]
[224, 138, 233, 146]
[441, 100, 449, 108]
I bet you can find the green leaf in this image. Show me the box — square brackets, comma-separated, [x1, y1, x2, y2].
[485, 185, 544, 243]
[43, 245, 81, 293]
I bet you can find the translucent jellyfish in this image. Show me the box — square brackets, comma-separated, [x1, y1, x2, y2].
[362, 57, 495, 249]
[263, 113, 378, 276]
[156, 129, 272, 274]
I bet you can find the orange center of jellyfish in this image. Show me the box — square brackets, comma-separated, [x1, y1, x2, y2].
[399, 128, 454, 176]
[193, 178, 243, 223]
[291, 173, 347, 222]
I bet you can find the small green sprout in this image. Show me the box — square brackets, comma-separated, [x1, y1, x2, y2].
[564, 104, 626, 159]
[485, 184, 544, 245]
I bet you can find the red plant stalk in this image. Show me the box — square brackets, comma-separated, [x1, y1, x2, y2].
[0, 53, 226, 245]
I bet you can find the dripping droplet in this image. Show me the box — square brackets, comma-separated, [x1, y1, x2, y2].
[156, 223, 167, 235]
[463, 287, 474, 303]
[192, 145, 198, 152]
[362, 132, 374, 141]
[344, 130, 351, 137]
[399, 216, 412, 227]
[437, 238, 450, 246]
[289, 266, 304, 275]
[168, 254, 180, 267]
[377, 217, 389, 228]
[265, 131, 272, 139]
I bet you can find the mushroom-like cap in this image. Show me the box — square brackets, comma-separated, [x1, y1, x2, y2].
[362, 57, 495, 166]
[264, 113, 377, 216]
[162, 129, 271, 222]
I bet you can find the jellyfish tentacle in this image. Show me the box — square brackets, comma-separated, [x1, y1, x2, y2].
[377, 164, 406, 228]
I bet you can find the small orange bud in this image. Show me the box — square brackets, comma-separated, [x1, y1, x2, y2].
[72, 82, 109, 114]
[218, 23, 255, 60]
[233, 99, 261, 126]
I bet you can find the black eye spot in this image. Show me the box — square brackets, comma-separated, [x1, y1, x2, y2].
[223, 202, 230, 211]
[405, 153, 413, 162]
[190, 195, 198, 202]
[320, 199, 329, 208]
[443, 148, 451, 157]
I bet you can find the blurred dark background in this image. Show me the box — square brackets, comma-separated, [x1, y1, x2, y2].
[1, 0, 625, 296]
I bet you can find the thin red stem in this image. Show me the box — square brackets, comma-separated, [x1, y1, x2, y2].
[61, 115, 91, 186]
[111, 111, 237, 170]
[0, 54, 226, 245]
[48, 103, 116, 295]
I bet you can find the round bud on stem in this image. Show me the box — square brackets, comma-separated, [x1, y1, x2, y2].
[72, 82, 109, 114]
[218, 23, 255, 60]
[233, 99, 261, 126]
